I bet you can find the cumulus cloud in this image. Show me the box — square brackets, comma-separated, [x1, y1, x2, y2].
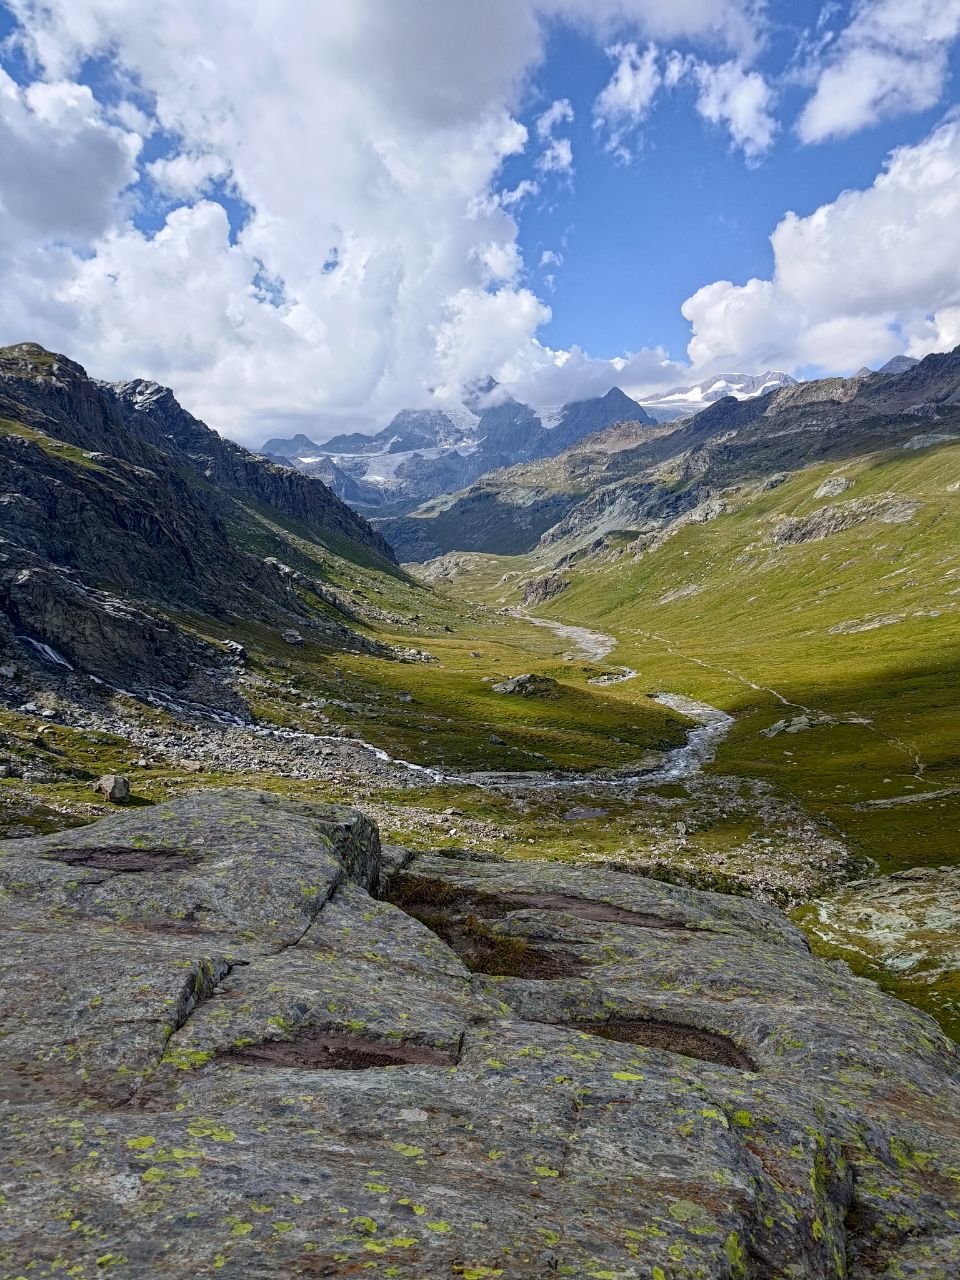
[0, 0, 865, 444]
[798, 0, 960, 143]
[0, 69, 141, 241]
[690, 60, 777, 160]
[500, 338, 683, 406]
[147, 151, 230, 200]
[682, 119, 960, 373]
[1, 1, 549, 440]
[542, 0, 765, 55]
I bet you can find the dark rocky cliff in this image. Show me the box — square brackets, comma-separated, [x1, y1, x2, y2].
[0, 343, 397, 697]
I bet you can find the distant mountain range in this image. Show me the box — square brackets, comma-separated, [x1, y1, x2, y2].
[636, 371, 798, 422]
[262, 385, 652, 515]
[261, 358, 932, 522]
[376, 346, 960, 562]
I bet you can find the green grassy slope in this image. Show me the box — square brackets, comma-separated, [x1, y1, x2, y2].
[473, 442, 959, 870]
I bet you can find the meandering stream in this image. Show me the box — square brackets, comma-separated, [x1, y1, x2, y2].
[126, 608, 734, 793]
[508, 608, 618, 662]
[327, 612, 735, 792]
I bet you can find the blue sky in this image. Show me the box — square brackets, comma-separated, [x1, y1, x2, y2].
[1, 1, 960, 443]
[514, 5, 960, 369]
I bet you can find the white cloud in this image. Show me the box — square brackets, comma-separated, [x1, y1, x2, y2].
[0, 69, 140, 241]
[536, 97, 574, 138]
[663, 50, 693, 88]
[682, 119, 960, 373]
[906, 305, 960, 358]
[472, 240, 523, 284]
[501, 338, 683, 405]
[594, 39, 776, 163]
[535, 96, 574, 175]
[542, 0, 765, 55]
[0, 0, 769, 442]
[1, 1, 547, 440]
[537, 136, 574, 174]
[690, 59, 777, 160]
[798, 0, 960, 143]
[594, 42, 662, 158]
[433, 287, 552, 400]
[540, 249, 562, 267]
[148, 151, 229, 199]
[498, 178, 540, 208]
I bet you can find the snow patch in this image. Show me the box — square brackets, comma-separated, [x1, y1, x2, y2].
[17, 636, 74, 669]
[534, 405, 565, 430]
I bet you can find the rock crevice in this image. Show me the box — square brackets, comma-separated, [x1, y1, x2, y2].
[1, 791, 959, 1277]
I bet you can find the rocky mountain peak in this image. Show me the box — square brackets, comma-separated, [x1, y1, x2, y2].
[107, 376, 177, 410]
[0, 341, 88, 384]
[267, 383, 651, 515]
[261, 431, 323, 457]
[879, 354, 921, 375]
[462, 373, 500, 411]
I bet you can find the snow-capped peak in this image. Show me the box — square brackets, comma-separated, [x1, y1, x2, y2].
[637, 371, 797, 420]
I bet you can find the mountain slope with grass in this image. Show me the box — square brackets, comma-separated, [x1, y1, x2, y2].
[379, 346, 960, 561]
[424, 433, 960, 1031]
[0, 341, 402, 701]
[2, 340, 959, 1047]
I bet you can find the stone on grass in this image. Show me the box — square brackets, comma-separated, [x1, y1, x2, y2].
[492, 673, 560, 697]
[93, 774, 130, 803]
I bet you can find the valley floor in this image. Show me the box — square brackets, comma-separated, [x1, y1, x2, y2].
[1, 588, 953, 1041]
[2, 442, 959, 1042]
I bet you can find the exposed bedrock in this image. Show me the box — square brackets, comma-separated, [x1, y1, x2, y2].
[1, 791, 959, 1277]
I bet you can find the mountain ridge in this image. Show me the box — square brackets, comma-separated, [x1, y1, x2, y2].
[0, 342, 400, 701]
[263, 384, 654, 516]
[376, 345, 960, 561]
[637, 369, 798, 422]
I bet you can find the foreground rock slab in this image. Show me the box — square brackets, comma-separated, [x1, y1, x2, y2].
[1, 792, 960, 1278]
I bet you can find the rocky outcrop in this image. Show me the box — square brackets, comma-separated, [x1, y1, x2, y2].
[520, 574, 569, 607]
[2, 792, 960, 1277]
[0, 546, 232, 695]
[772, 497, 920, 546]
[799, 862, 960, 1046]
[0, 343, 400, 693]
[492, 673, 560, 697]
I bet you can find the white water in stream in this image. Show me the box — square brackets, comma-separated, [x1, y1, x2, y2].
[336, 614, 735, 793]
[252, 688, 733, 794]
[510, 609, 618, 663]
[96, 610, 734, 794]
[456, 695, 733, 792]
